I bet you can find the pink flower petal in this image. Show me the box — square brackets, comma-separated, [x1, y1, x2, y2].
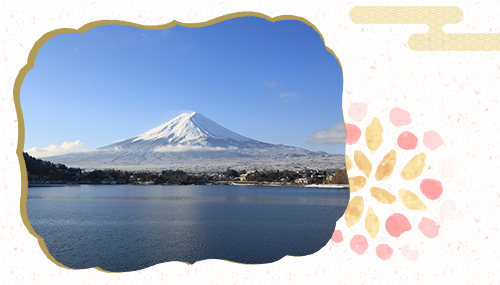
[423, 131, 443, 150]
[385, 213, 412, 238]
[348, 102, 368, 122]
[345, 124, 361, 145]
[402, 244, 419, 261]
[397, 131, 418, 150]
[439, 200, 459, 224]
[350, 235, 368, 254]
[390, 107, 412, 127]
[376, 244, 393, 260]
[331, 230, 343, 243]
[420, 178, 443, 200]
[419, 217, 440, 238]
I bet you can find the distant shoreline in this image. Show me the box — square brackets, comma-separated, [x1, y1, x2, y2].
[28, 183, 80, 187]
[230, 182, 349, 188]
[28, 182, 349, 189]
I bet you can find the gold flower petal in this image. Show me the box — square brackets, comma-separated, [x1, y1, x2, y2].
[348, 176, 367, 193]
[375, 150, 396, 181]
[365, 117, 383, 154]
[354, 150, 372, 178]
[365, 207, 380, 238]
[370, 187, 396, 204]
[398, 189, 427, 211]
[345, 196, 364, 227]
[345, 155, 353, 171]
[400, 153, 426, 180]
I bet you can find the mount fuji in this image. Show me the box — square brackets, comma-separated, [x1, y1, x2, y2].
[44, 112, 345, 172]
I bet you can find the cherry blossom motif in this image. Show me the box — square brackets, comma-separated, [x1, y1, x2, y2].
[345, 155, 353, 170]
[423, 130, 443, 150]
[348, 176, 366, 193]
[375, 150, 396, 181]
[348, 102, 368, 122]
[370, 187, 396, 204]
[354, 150, 372, 178]
[397, 131, 418, 150]
[331, 230, 343, 243]
[350, 235, 368, 254]
[389, 107, 412, 126]
[400, 153, 426, 180]
[345, 196, 364, 227]
[398, 189, 427, 211]
[365, 207, 380, 238]
[376, 244, 393, 260]
[336, 103, 447, 260]
[385, 213, 412, 238]
[439, 200, 460, 224]
[401, 244, 419, 261]
[419, 217, 440, 238]
[365, 118, 383, 153]
[420, 179, 443, 200]
[346, 124, 362, 145]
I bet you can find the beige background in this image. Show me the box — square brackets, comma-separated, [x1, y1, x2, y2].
[1, 0, 500, 283]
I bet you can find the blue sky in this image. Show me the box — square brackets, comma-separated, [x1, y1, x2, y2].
[21, 16, 345, 157]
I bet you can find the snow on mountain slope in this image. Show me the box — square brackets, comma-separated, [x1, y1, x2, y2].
[44, 112, 345, 172]
[131, 112, 254, 144]
[100, 112, 267, 153]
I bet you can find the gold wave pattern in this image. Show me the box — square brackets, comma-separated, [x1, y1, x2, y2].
[350, 6, 500, 51]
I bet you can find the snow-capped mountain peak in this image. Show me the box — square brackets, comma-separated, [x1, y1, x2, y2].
[45, 111, 345, 172]
[132, 112, 254, 144]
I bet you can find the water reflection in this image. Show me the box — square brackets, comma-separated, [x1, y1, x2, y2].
[27, 185, 348, 271]
[28, 194, 348, 206]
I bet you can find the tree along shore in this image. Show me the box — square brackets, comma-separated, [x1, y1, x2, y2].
[24, 152, 349, 186]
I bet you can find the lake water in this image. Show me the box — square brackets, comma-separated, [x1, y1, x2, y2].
[27, 184, 348, 272]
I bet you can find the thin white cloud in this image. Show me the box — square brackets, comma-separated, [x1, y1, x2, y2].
[25, 140, 94, 158]
[308, 123, 346, 145]
[160, 29, 172, 37]
[279, 92, 297, 98]
[154, 145, 237, 152]
[264, 80, 278, 89]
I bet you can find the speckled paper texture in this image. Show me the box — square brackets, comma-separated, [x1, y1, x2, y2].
[2, 0, 500, 283]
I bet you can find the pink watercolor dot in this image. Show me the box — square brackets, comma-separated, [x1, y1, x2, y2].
[397, 131, 418, 150]
[331, 230, 343, 243]
[439, 200, 459, 224]
[423, 130, 443, 150]
[401, 244, 419, 261]
[385, 213, 412, 238]
[420, 179, 443, 200]
[345, 124, 362, 145]
[350, 235, 368, 254]
[390, 107, 412, 127]
[348, 102, 368, 122]
[419, 217, 440, 238]
[376, 244, 393, 260]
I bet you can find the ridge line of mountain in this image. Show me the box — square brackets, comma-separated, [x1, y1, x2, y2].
[42, 112, 345, 172]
